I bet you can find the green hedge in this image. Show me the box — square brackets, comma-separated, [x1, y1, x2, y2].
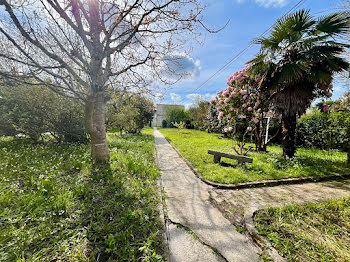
[296, 111, 350, 150]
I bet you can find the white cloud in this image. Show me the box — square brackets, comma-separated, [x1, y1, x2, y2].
[184, 103, 193, 110]
[185, 93, 216, 108]
[234, 0, 288, 8]
[186, 93, 216, 102]
[154, 92, 164, 102]
[333, 85, 343, 92]
[169, 93, 182, 103]
[161, 55, 201, 80]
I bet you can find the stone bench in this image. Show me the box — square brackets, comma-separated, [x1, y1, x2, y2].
[208, 150, 253, 165]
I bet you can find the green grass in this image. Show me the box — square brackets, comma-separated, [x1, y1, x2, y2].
[254, 198, 350, 262]
[0, 133, 164, 261]
[159, 128, 350, 184]
[142, 127, 154, 136]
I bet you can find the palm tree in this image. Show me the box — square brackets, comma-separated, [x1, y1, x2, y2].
[249, 9, 350, 159]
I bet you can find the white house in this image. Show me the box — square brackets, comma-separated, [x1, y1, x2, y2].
[152, 104, 185, 127]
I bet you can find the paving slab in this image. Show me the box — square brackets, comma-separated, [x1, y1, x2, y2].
[154, 128, 261, 262]
[211, 178, 350, 226]
[167, 223, 224, 262]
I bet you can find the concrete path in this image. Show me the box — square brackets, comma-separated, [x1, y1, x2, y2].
[210, 179, 350, 226]
[154, 128, 261, 262]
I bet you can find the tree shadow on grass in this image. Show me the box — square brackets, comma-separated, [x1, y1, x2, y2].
[0, 134, 164, 261]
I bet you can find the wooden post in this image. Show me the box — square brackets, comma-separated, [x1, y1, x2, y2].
[214, 155, 221, 163]
[265, 117, 270, 145]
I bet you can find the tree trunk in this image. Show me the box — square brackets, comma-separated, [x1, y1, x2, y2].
[282, 114, 297, 159]
[254, 123, 265, 152]
[346, 125, 350, 165]
[86, 91, 110, 168]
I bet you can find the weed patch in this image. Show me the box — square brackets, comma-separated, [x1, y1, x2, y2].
[254, 198, 350, 261]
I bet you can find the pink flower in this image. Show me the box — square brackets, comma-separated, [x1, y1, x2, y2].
[219, 111, 224, 117]
[230, 107, 234, 111]
[257, 108, 262, 113]
[240, 90, 247, 95]
[252, 117, 259, 124]
[231, 92, 236, 97]
[218, 116, 222, 121]
[228, 127, 233, 132]
[247, 126, 252, 131]
[209, 98, 216, 104]
[326, 92, 332, 98]
[242, 103, 247, 107]
[250, 93, 254, 97]
[224, 128, 228, 132]
[224, 98, 230, 104]
[243, 95, 248, 100]
[322, 104, 329, 112]
[255, 101, 260, 107]
[216, 107, 220, 111]
[219, 100, 223, 105]
[247, 107, 253, 111]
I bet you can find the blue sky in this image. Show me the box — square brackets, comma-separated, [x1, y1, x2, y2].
[158, 0, 348, 108]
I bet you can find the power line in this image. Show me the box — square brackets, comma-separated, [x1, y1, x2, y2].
[193, 0, 307, 92]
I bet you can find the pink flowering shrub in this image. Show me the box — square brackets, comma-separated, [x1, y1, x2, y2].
[322, 104, 329, 113]
[210, 66, 265, 154]
[324, 84, 334, 98]
[210, 66, 263, 135]
[318, 84, 334, 113]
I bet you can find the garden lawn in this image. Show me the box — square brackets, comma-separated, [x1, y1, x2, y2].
[254, 198, 350, 261]
[142, 127, 154, 136]
[159, 128, 350, 184]
[0, 132, 164, 261]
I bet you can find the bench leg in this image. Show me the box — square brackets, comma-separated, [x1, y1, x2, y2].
[237, 161, 246, 167]
[214, 155, 221, 163]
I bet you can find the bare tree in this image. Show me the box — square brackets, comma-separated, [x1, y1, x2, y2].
[0, 0, 208, 166]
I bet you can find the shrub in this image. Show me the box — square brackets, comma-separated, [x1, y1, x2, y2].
[187, 101, 210, 130]
[162, 119, 168, 128]
[106, 93, 154, 134]
[173, 121, 186, 133]
[207, 104, 224, 133]
[211, 66, 273, 153]
[296, 111, 350, 150]
[0, 114, 17, 137]
[0, 81, 87, 143]
[54, 108, 88, 143]
[165, 106, 189, 127]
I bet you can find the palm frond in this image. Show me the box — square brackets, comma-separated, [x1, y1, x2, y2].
[287, 9, 315, 34]
[277, 60, 310, 84]
[324, 56, 350, 73]
[315, 12, 350, 36]
[289, 34, 331, 51]
[247, 52, 268, 64]
[306, 68, 333, 86]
